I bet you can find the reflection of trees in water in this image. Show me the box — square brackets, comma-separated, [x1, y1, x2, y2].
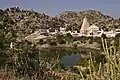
[39, 48, 102, 68]
[40, 48, 66, 59]
[39, 48, 96, 60]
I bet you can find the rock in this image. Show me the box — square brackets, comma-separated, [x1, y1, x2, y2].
[40, 44, 51, 48]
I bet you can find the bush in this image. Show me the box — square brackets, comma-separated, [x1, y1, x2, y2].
[115, 33, 120, 48]
[101, 34, 107, 39]
[88, 39, 93, 44]
[65, 33, 73, 44]
[56, 34, 66, 44]
[37, 39, 44, 45]
[49, 41, 57, 46]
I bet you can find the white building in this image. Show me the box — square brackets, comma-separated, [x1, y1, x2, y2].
[60, 27, 66, 34]
[80, 17, 90, 35]
[79, 17, 103, 37]
[115, 29, 120, 34]
[88, 25, 99, 35]
[87, 24, 104, 37]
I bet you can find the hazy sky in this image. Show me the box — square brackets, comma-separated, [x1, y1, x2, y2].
[0, 0, 120, 18]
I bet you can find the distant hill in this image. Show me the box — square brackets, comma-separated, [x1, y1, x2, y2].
[96, 18, 120, 31]
[56, 10, 114, 31]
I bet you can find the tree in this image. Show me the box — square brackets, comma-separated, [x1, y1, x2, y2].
[56, 34, 66, 44]
[115, 33, 120, 48]
[65, 33, 73, 44]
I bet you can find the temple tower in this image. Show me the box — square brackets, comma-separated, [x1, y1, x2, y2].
[80, 17, 90, 35]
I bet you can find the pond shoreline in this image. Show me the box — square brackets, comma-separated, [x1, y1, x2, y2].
[37, 45, 100, 51]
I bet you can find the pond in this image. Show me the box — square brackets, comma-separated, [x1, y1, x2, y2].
[0, 47, 103, 79]
[61, 54, 80, 67]
[39, 47, 101, 67]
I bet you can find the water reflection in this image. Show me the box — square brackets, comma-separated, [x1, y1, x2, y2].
[61, 54, 80, 67]
[39, 48, 100, 67]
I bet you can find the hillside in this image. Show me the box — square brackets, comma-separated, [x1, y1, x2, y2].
[56, 10, 120, 31]
[0, 7, 120, 49]
[96, 18, 120, 31]
[0, 7, 66, 44]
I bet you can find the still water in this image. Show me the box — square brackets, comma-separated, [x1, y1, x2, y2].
[40, 47, 100, 67]
[61, 54, 80, 67]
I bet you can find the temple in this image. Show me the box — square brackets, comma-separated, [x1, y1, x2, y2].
[80, 17, 90, 35]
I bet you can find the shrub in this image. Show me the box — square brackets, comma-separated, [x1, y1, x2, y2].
[56, 34, 66, 44]
[64, 33, 73, 44]
[115, 33, 120, 48]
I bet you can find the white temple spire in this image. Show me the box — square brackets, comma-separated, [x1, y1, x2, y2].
[80, 17, 90, 35]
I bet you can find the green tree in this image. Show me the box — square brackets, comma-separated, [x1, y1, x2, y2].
[115, 33, 120, 48]
[56, 34, 66, 44]
[65, 33, 73, 44]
